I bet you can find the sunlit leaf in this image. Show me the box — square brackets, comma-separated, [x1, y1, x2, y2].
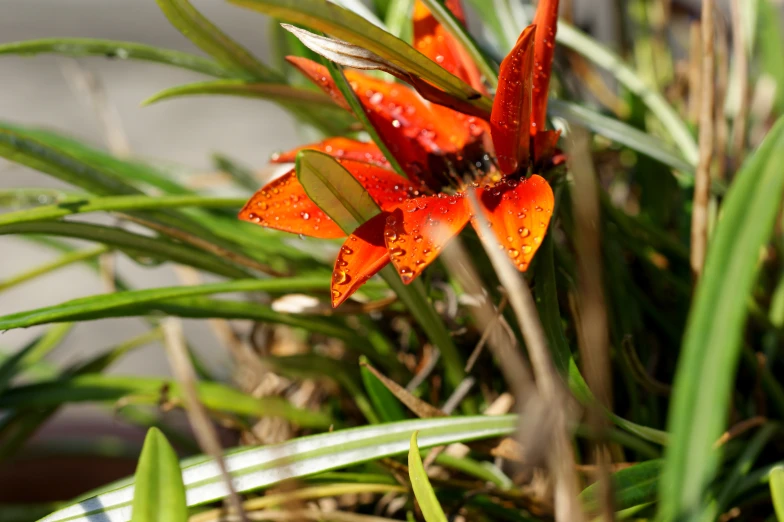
[0, 38, 236, 78]
[659, 116, 784, 521]
[130, 428, 187, 522]
[141, 79, 338, 109]
[408, 431, 448, 522]
[40, 415, 517, 522]
[155, 0, 278, 80]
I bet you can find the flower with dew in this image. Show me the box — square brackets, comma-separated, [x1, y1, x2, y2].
[240, 0, 562, 307]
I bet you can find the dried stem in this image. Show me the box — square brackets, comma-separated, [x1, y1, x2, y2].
[162, 318, 249, 522]
[464, 193, 585, 522]
[730, 0, 749, 163]
[690, 0, 715, 279]
[567, 126, 615, 522]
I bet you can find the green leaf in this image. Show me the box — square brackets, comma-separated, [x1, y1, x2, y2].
[130, 428, 187, 522]
[228, 0, 490, 112]
[0, 323, 73, 395]
[757, 0, 784, 114]
[141, 79, 338, 109]
[360, 356, 408, 423]
[580, 460, 661, 513]
[41, 415, 517, 522]
[0, 374, 332, 429]
[548, 100, 697, 180]
[294, 151, 468, 399]
[0, 221, 251, 279]
[408, 431, 448, 522]
[155, 0, 278, 80]
[0, 38, 236, 78]
[0, 276, 341, 332]
[0, 194, 246, 227]
[295, 150, 380, 231]
[771, 468, 784, 522]
[659, 116, 784, 522]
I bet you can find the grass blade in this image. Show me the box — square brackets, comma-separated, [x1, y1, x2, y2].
[0, 38, 236, 78]
[772, 468, 784, 522]
[0, 374, 332, 428]
[0, 221, 251, 279]
[659, 116, 784, 521]
[155, 0, 278, 80]
[40, 415, 517, 522]
[141, 80, 338, 109]
[130, 428, 187, 522]
[408, 431, 448, 522]
[0, 195, 246, 227]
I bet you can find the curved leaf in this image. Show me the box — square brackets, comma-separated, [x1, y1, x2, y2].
[772, 468, 784, 522]
[141, 79, 338, 108]
[0, 195, 246, 227]
[0, 221, 250, 279]
[548, 100, 696, 179]
[659, 117, 784, 521]
[0, 38, 236, 78]
[580, 460, 661, 513]
[40, 415, 517, 522]
[408, 431, 448, 522]
[155, 0, 278, 80]
[228, 0, 489, 111]
[0, 374, 332, 429]
[131, 428, 187, 522]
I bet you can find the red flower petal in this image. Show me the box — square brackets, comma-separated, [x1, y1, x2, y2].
[338, 159, 416, 209]
[384, 194, 471, 284]
[239, 169, 345, 239]
[332, 213, 390, 307]
[413, 0, 486, 94]
[533, 129, 561, 165]
[472, 175, 554, 271]
[271, 137, 388, 166]
[239, 161, 414, 239]
[490, 25, 536, 175]
[286, 56, 475, 189]
[531, 0, 560, 135]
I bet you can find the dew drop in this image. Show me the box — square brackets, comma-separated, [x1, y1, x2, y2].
[300, 212, 310, 220]
[522, 245, 533, 254]
[333, 270, 351, 285]
[508, 248, 519, 259]
[519, 227, 530, 237]
[390, 247, 406, 258]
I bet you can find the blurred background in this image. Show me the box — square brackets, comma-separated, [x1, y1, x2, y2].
[0, 0, 778, 506]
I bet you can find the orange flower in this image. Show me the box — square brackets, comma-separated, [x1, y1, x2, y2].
[240, 0, 562, 307]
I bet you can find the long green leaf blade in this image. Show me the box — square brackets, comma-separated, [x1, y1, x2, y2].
[130, 428, 187, 522]
[0, 38, 236, 78]
[141, 80, 338, 109]
[408, 431, 448, 522]
[772, 468, 784, 522]
[39, 415, 517, 522]
[659, 116, 784, 521]
[0, 374, 332, 428]
[156, 0, 278, 80]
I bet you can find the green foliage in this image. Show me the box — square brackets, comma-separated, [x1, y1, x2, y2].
[408, 431, 448, 522]
[130, 428, 187, 522]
